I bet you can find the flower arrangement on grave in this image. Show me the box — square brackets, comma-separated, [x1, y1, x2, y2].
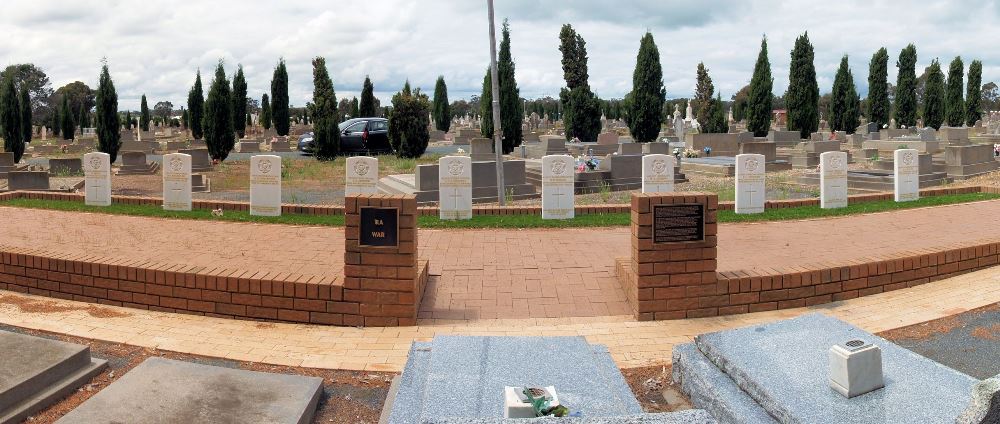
[702, 146, 713, 157]
[523, 388, 571, 417]
[683, 149, 700, 158]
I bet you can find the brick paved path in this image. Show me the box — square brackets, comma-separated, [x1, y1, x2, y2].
[1, 200, 999, 321]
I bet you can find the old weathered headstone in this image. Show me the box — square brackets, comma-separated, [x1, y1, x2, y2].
[438, 156, 472, 220]
[83, 152, 111, 206]
[542, 154, 575, 219]
[162, 153, 192, 211]
[735, 153, 765, 214]
[894, 149, 919, 202]
[642, 154, 675, 193]
[250, 155, 281, 216]
[345, 156, 378, 195]
[820, 151, 848, 209]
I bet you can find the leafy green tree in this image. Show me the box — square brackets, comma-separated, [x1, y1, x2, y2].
[95, 62, 121, 162]
[831, 55, 860, 133]
[693, 62, 714, 126]
[0, 76, 24, 162]
[966, 60, 983, 126]
[260, 93, 271, 130]
[359, 76, 376, 117]
[786, 32, 819, 138]
[922, 59, 945, 130]
[433, 76, 451, 132]
[59, 95, 74, 139]
[187, 71, 204, 139]
[731, 85, 750, 122]
[628, 32, 665, 143]
[203, 61, 235, 161]
[232, 65, 248, 138]
[310, 57, 340, 160]
[54, 82, 95, 124]
[388, 82, 430, 158]
[944, 56, 964, 127]
[867, 47, 890, 128]
[703, 93, 729, 134]
[270, 59, 290, 136]
[0, 64, 53, 125]
[895, 44, 918, 127]
[746, 37, 773, 137]
[139, 94, 150, 131]
[19, 85, 32, 144]
[558, 24, 601, 142]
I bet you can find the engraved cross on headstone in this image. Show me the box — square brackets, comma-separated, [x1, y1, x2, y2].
[449, 188, 463, 210]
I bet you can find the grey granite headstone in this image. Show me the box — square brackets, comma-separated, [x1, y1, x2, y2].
[956, 374, 1000, 424]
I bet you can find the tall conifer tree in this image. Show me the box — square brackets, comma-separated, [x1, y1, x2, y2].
[310, 57, 340, 160]
[139, 94, 150, 131]
[922, 60, 945, 130]
[187, 71, 204, 139]
[432, 76, 451, 132]
[95, 62, 121, 162]
[867, 47, 890, 128]
[944, 56, 964, 127]
[203, 61, 235, 161]
[966, 60, 983, 126]
[232, 65, 248, 138]
[786, 32, 819, 138]
[895, 44, 918, 127]
[628, 32, 665, 143]
[359, 76, 376, 117]
[270, 59, 290, 136]
[746, 37, 773, 137]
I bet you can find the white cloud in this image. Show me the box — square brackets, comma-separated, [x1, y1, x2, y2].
[1, 0, 998, 110]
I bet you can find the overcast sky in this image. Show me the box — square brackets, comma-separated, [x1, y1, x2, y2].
[2, 0, 998, 110]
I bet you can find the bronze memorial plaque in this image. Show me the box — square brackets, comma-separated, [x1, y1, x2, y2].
[360, 207, 399, 247]
[653, 204, 705, 243]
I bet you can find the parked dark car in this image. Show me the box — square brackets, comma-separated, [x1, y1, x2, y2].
[339, 118, 391, 154]
[297, 132, 314, 154]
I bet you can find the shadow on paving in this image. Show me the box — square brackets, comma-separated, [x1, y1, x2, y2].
[878, 303, 1000, 380]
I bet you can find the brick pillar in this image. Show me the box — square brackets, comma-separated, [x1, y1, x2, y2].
[627, 192, 719, 320]
[345, 194, 423, 326]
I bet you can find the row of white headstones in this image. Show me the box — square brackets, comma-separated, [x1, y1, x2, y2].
[81, 149, 921, 218]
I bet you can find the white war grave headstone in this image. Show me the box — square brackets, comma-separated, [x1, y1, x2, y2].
[642, 154, 675, 193]
[894, 149, 919, 202]
[735, 153, 765, 214]
[438, 156, 472, 220]
[83, 152, 111, 206]
[162, 153, 192, 211]
[250, 155, 282, 216]
[345, 156, 378, 195]
[542, 154, 575, 219]
[820, 151, 848, 209]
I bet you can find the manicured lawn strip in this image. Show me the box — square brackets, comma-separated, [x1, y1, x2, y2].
[0, 192, 996, 228]
[0, 198, 346, 226]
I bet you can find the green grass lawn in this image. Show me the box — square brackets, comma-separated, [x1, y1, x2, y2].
[0, 192, 996, 228]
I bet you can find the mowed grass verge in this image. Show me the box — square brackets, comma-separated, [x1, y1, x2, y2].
[0, 192, 996, 228]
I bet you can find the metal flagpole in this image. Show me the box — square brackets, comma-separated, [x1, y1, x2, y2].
[487, 0, 506, 205]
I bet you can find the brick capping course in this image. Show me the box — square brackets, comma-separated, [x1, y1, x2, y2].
[0, 185, 994, 217]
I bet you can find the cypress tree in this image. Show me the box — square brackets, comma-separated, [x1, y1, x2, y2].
[557, 24, 601, 142]
[19, 85, 32, 144]
[479, 70, 493, 138]
[704, 93, 728, 133]
[232, 65, 248, 138]
[432, 76, 451, 132]
[350, 97, 359, 118]
[187, 71, 204, 139]
[310, 57, 340, 161]
[966, 60, 983, 126]
[203, 61, 235, 161]
[140, 94, 150, 131]
[693, 62, 714, 126]
[95, 62, 121, 163]
[628, 31, 665, 143]
[60, 96, 74, 139]
[181, 109, 188, 128]
[867, 47, 890, 128]
[831, 55, 860, 133]
[497, 19, 523, 153]
[52, 106, 60, 137]
[0, 76, 24, 162]
[786, 32, 819, 139]
[944, 56, 964, 127]
[261, 93, 272, 130]
[359, 76, 376, 117]
[125, 110, 132, 129]
[922, 59, 945, 130]
[388, 82, 430, 158]
[270, 59, 290, 136]
[895, 44, 918, 127]
[747, 37, 773, 137]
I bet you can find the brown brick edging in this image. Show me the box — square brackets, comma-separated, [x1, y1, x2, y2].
[3, 185, 995, 217]
[0, 243, 429, 327]
[617, 190, 1000, 321]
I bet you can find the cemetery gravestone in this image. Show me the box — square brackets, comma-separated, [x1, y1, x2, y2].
[894, 149, 920, 202]
[83, 152, 111, 206]
[438, 156, 472, 220]
[542, 155, 575, 219]
[735, 154, 765, 214]
[162, 153, 192, 211]
[345, 156, 379, 195]
[820, 151, 848, 209]
[642, 154, 675, 193]
[250, 155, 282, 216]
